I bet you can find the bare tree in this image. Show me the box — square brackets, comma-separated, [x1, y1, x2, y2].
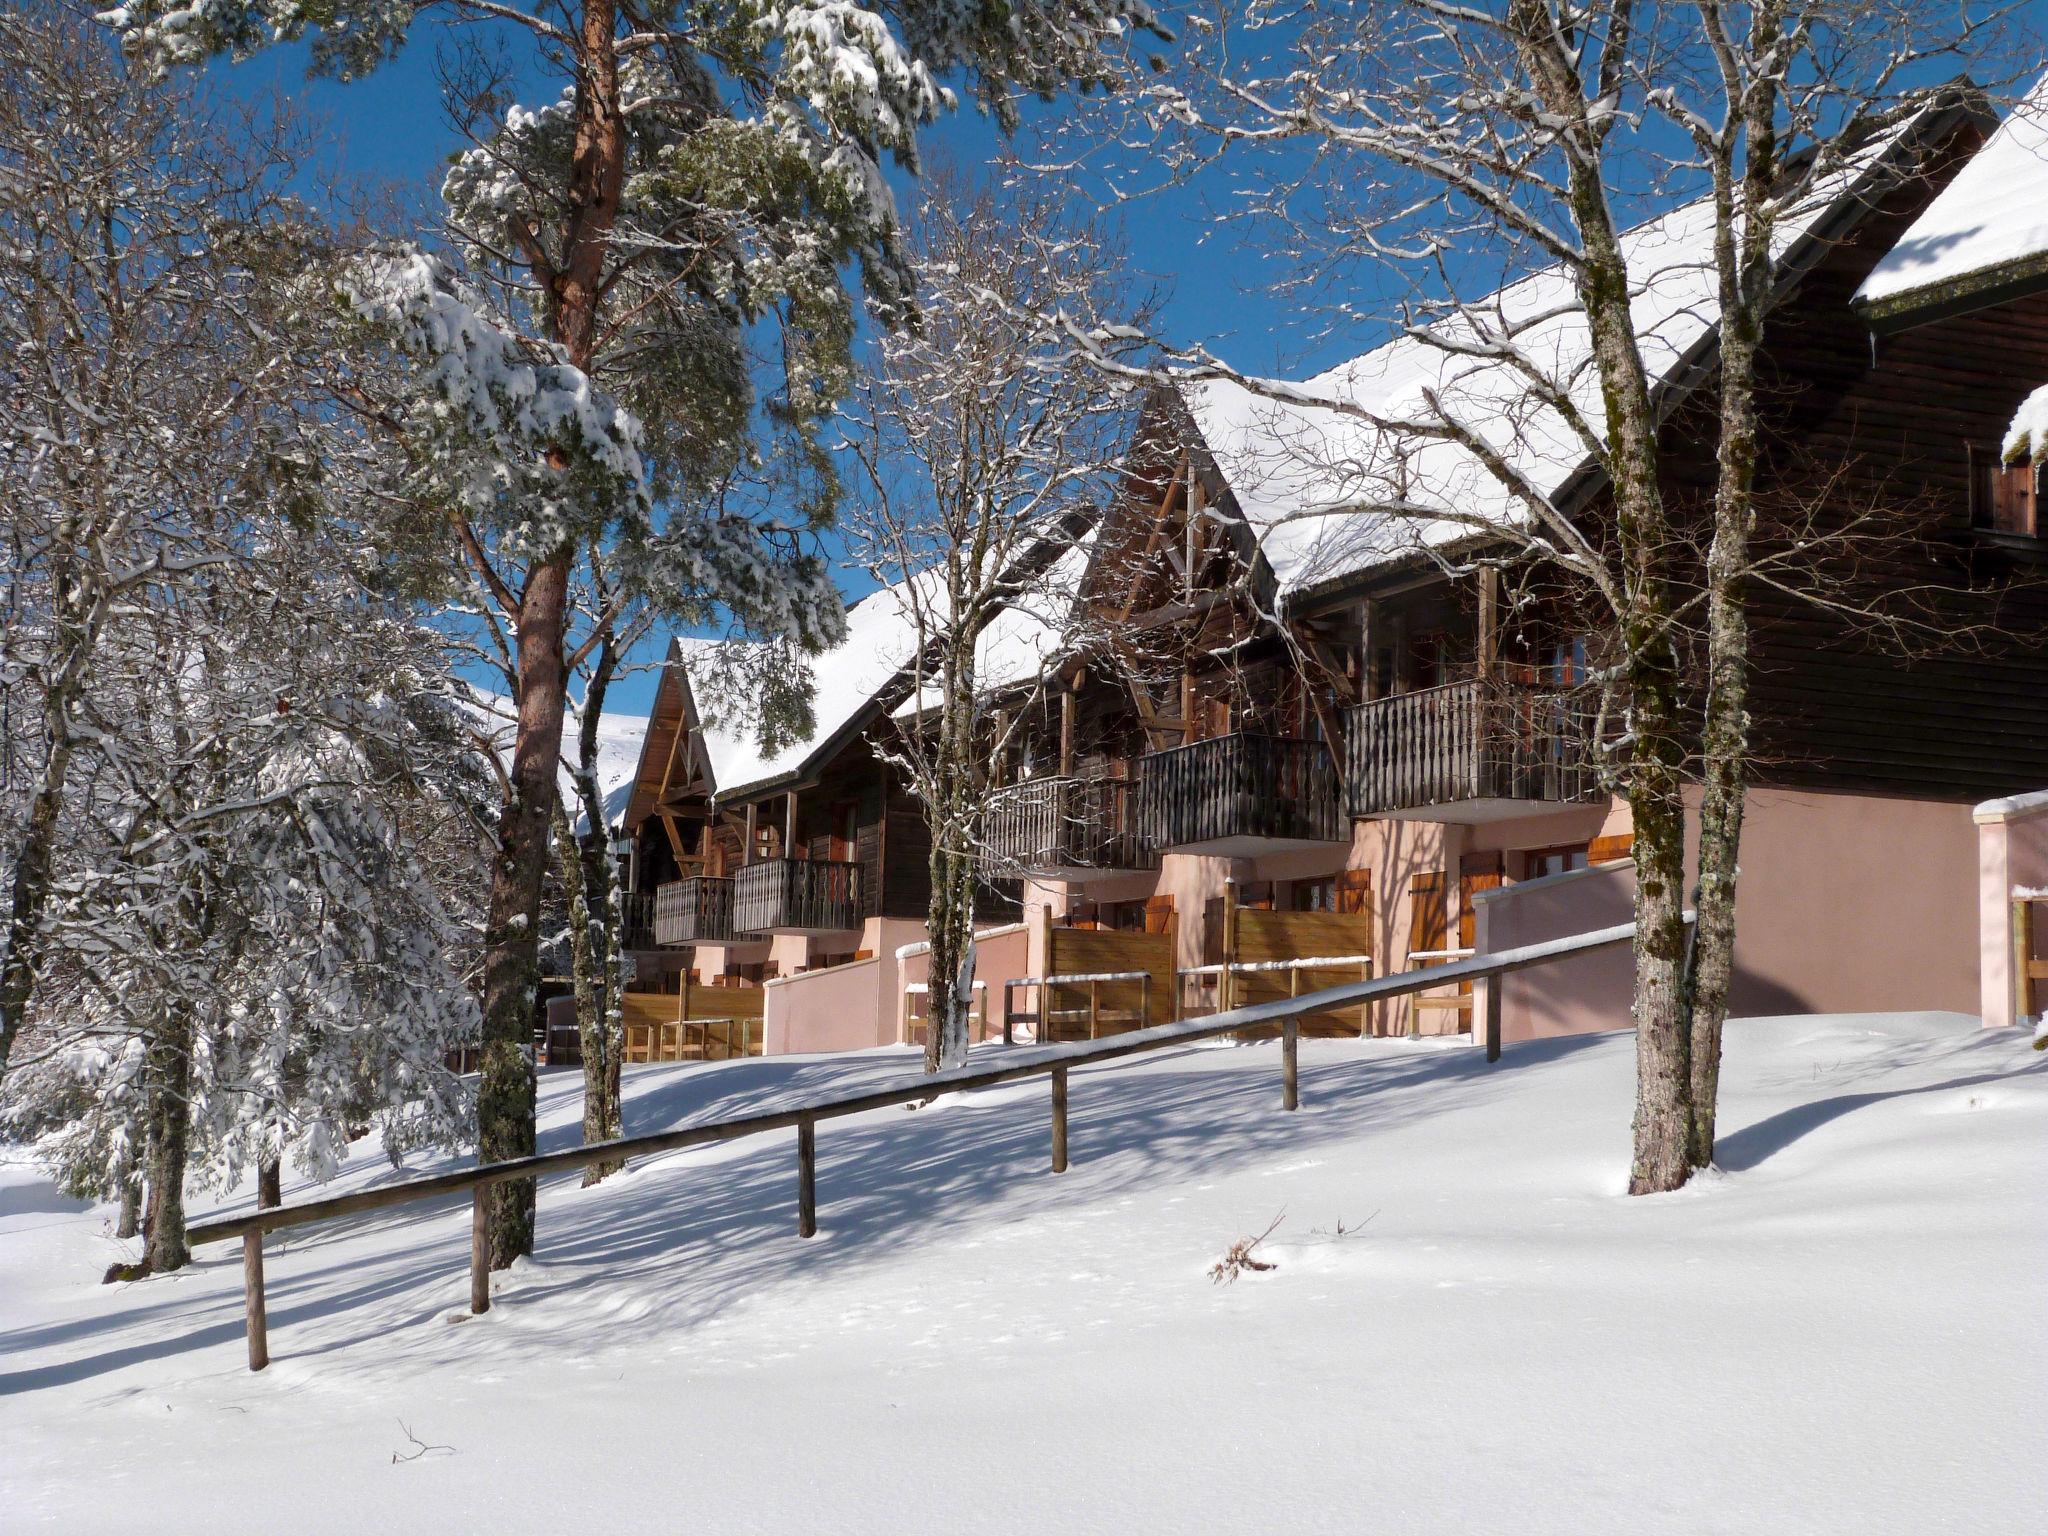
[846, 177, 1150, 1072]
[1070, 0, 2012, 1190]
[0, 5, 317, 1079]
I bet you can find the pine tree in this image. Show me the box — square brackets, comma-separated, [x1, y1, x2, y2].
[106, 0, 1167, 1264]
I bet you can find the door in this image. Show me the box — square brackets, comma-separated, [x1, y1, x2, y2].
[1457, 851, 1504, 999]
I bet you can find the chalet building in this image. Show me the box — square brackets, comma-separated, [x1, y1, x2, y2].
[611, 576, 1044, 1053]
[611, 83, 2048, 1058]
[983, 85, 2048, 1040]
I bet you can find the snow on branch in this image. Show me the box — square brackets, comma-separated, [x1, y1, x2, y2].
[338, 251, 651, 554]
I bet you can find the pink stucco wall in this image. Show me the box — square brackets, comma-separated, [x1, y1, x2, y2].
[1477, 786, 1981, 1041]
[897, 921, 1035, 1042]
[759, 914, 1040, 1055]
[1974, 796, 2048, 1029]
[763, 953, 890, 1055]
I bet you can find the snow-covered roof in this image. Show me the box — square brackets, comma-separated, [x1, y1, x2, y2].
[1180, 122, 1929, 599]
[466, 688, 647, 834]
[679, 578, 926, 797]
[680, 535, 1089, 799]
[1856, 74, 2048, 324]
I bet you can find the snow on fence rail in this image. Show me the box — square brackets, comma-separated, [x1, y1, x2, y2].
[184, 918, 1665, 1373]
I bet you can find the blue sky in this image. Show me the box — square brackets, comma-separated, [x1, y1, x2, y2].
[207, 14, 2041, 717]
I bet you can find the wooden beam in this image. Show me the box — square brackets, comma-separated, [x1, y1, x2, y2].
[1116, 465, 1184, 625]
[656, 811, 687, 865]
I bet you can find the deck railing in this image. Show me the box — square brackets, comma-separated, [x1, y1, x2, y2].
[653, 876, 743, 945]
[184, 916, 1673, 1372]
[979, 774, 1151, 874]
[733, 857, 865, 934]
[1342, 679, 1600, 818]
[619, 892, 657, 950]
[1136, 732, 1343, 850]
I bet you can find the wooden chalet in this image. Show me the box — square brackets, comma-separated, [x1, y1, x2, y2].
[599, 83, 2048, 1057]
[976, 85, 2048, 1038]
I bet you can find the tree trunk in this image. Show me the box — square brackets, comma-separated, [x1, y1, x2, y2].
[555, 798, 623, 1184]
[476, 551, 574, 1269]
[466, 0, 628, 1256]
[1572, 216, 1697, 1196]
[257, 1156, 282, 1211]
[140, 1018, 192, 1274]
[1686, 94, 1778, 1171]
[0, 693, 80, 1076]
[922, 635, 980, 1075]
[116, 1174, 142, 1240]
[923, 834, 977, 1073]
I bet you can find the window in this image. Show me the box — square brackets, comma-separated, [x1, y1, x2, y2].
[828, 801, 858, 863]
[1542, 635, 1589, 686]
[1971, 442, 2039, 536]
[1523, 844, 1590, 880]
[1101, 898, 1149, 932]
[1290, 876, 1336, 912]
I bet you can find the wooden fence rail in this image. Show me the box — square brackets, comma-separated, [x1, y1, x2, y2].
[186, 918, 1661, 1373]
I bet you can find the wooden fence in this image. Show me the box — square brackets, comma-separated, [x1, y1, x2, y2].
[184, 918, 1662, 1372]
[621, 984, 766, 1063]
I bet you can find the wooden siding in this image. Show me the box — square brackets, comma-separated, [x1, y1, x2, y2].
[1655, 129, 2048, 802]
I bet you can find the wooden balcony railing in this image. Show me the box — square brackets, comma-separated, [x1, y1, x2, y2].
[1343, 679, 1600, 818]
[653, 876, 743, 945]
[734, 857, 865, 934]
[979, 775, 1153, 875]
[1135, 733, 1344, 851]
[620, 891, 657, 950]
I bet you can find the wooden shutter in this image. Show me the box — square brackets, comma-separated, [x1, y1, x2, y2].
[1458, 851, 1504, 953]
[1143, 893, 1176, 935]
[1588, 831, 1635, 865]
[1335, 867, 1373, 917]
[1408, 871, 1448, 956]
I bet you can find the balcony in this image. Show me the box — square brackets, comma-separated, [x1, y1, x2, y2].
[1135, 733, 1344, 855]
[979, 775, 1154, 878]
[733, 857, 865, 934]
[1343, 679, 1600, 822]
[653, 876, 746, 945]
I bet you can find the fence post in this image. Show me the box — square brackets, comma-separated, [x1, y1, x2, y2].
[1002, 981, 1015, 1046]
[2014, 897, 2034, 1029]
[1141, 972, 1152, 1029]
[1359, 957, 1371, 1039]
[470, 1186, 490, 1314]
[1483, 975, 1503, 1064]
[1051, 1066, 1069, 1173]
[797, 1116, 817, 1238]
[1088, 980, 1100, 1039]
[1282, 1017, 1298, 1111]
[242, 1231, 269, 1372]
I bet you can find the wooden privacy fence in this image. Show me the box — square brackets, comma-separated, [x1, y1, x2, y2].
[1216, 902, 1377, 1034]
[620, 984, 766, 1064]
[2011, 895, 2048, 1030]
[185, 918, 1664, 1373]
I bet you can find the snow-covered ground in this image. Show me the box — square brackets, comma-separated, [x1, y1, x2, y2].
[4, 1014, 2042, 1533]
